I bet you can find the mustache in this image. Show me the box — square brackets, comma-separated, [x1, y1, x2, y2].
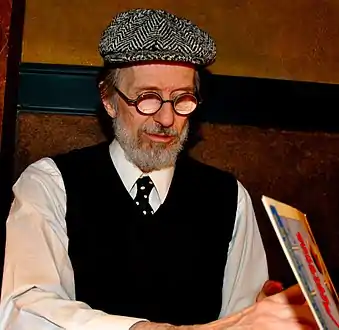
[142, 125, 179, 137]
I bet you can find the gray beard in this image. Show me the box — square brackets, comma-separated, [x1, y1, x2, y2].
[113, 117, 189, 173]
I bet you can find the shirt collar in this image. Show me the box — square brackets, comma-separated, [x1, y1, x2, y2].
[109, 139, 174, 203]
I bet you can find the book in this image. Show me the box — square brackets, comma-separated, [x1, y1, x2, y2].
[262, 195, 339, 330]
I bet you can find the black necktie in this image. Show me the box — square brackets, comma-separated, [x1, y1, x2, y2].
[134, 176, 154, 215]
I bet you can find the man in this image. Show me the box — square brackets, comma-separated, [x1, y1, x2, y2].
[0, 8, 316, 329]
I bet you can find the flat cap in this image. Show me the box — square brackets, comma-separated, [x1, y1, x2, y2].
[99, 9, 216, 67]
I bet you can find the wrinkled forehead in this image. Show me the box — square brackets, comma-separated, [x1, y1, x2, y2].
[119, 62, 197, 91]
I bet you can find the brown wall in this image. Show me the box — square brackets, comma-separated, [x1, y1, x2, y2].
[0, 0, 12, 142]
[23, 0, 339, 83]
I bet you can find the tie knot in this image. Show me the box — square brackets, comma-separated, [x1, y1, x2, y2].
[136, 176, 154, 196]
[134, 176, 154, 215]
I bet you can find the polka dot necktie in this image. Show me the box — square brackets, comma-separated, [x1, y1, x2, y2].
[134, 176, 154, 215]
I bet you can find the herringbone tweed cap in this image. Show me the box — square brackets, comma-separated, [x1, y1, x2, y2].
[99, 9, 216, 67]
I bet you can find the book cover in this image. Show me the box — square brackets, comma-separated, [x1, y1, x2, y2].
[262, 196, 339, 330]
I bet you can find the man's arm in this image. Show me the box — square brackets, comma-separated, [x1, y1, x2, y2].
[220, 181, 269, 317]
[0, 158, 145, 330]
[131, 285, 317, 330]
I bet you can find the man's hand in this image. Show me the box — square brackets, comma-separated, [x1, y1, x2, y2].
[205, 284, 317, 330]
[132, 285, 317, 330]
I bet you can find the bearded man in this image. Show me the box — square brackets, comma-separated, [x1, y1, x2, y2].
[1, 8, 315, 330]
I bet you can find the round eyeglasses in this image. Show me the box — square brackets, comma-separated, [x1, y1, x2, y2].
[114, 87, 201, 116]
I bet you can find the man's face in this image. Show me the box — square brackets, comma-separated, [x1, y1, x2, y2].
[103, 63, 196, 172]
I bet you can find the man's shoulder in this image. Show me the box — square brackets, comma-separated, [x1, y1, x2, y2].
[50, 142, 111, 184]
[181, 155, 236, 180]
[53, 141, 110, 163]
[178, 156, 238, 194]
[14, 157, 64, 193]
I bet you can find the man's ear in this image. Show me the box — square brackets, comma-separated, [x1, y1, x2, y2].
[102, 97, 117, 118]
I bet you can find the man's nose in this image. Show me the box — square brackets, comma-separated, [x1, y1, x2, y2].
[152, 101, 175, 128]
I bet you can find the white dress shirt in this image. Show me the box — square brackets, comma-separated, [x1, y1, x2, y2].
[0, 140, 268, 330]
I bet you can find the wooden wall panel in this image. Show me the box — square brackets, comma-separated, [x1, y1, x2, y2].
[0, 0, 12, 140]
[0, 0, 25, 289]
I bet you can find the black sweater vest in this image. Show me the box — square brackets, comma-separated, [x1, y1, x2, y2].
[53, 142, 238, 325]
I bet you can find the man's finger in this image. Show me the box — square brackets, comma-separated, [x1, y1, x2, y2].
[271, 284, 306, 305]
